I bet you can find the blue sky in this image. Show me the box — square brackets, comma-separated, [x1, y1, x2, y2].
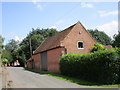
[1, 1, 118, 44]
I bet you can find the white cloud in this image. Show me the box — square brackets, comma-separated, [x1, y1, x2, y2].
[4, 32, 24, 42]
[36, 4, 43, 10]
[32, 0, 37, 4]
[49, 26, 57, 29]
[81, 2, 94, 8]
[15, 36, 24, 42]
[32, 0, 43, 10]
[32, 0, 41, 4]
[98, 10, 118, 17]
[96, 21, 118, 38]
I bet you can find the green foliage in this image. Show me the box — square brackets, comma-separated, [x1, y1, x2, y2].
[91, 43, 106, 52]
[4, 28, 58, 66]
[1, 50, 12, 62]
[115, 47, 120, 54]
[112, 32, 120, 47]
[3, 39, 19, 63]
[0, 35, 4, 54]
[19, 28, 58, 60]
[12, 45, 27, 66]
[5, 39, 19, 52]
[114, 47, 120, 83]
[60, 49, 120, 84]
[88, 29, 112, 45]
[2, 58, 8, 65]
[1, 28, 58, 66]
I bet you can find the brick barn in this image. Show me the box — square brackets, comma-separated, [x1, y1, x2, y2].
[27, 21, 96, 73]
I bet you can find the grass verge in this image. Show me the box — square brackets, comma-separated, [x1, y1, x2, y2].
[24, 67, 120, 87]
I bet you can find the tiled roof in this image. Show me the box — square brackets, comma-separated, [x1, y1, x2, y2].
[34, 22, 76, 54]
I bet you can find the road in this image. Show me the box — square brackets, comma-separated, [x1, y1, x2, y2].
[6, 67, 87, 88]
[3, 67, 118, 89]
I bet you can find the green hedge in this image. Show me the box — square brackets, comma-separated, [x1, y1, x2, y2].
[91, 43, 106, 52]
[115, 48, 120, 83]
[2, 58, 8, 65]
[60, 49, 120, 84]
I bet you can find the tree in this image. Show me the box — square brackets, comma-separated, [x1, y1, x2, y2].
[19, 28, 58, 60]
[112, 32, 120, 47]
[1, 50, 12, 62]
[0, 35, 4, 65]
[5, 39, 19, 52]
[2, 58, 8, 65]
[88, 29, 112, 45]
[0, 35, 4, 54]
[3, 39, 19, 63]
[6, 28, 58, 66]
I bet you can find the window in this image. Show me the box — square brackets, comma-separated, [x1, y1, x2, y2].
[78, 41, 84, 49]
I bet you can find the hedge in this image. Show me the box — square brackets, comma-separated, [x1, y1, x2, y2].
[2, 58, 8, 65]
[60, 49, 120, 84]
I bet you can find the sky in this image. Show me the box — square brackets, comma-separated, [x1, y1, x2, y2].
[1, 1, 118, 44]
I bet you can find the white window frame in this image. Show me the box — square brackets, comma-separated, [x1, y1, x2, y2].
[77, 41, 84, 49]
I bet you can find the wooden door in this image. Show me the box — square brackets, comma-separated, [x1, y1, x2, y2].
[41, 51, 48, 71]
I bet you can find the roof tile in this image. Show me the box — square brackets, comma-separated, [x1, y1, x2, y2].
[34, 23, 76, 54]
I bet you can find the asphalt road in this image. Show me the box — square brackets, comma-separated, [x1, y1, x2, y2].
[7, 67, 87, 88]
[5, 67, 119, 89]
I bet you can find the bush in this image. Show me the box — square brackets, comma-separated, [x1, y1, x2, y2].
[2, 58, 8, 65]
[60, 49, 119, 84]
[91, 43, 106, 52]
[114, 48, 120, 84]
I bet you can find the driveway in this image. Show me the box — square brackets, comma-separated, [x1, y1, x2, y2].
[4, 67, 119, 89]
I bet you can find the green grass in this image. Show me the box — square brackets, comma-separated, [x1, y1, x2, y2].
[24, 67, 120, 87]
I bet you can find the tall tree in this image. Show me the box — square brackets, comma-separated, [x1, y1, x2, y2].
[0, 35, 4, 52]
[1, 50, 12, 62]
[5, 39, 19, 52]
[19, 28, 58, 60]
[3, 39, 19, 62]
[112, 32, 120, 47]
[0, 35, 4, 62]
[88, 29, 112, 45]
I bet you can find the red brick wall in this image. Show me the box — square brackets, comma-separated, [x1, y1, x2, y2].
[47, 48, 62, 73]
[63, 23, 96, 54]
[33, 54, 41, 69]
[27, 61, 32, 68]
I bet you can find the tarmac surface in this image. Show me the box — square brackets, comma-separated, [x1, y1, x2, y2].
[0, 67, 119, 89]
[7, 67, 88, 88]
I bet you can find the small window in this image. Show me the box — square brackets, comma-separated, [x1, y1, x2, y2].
[78, 41, 84, 49]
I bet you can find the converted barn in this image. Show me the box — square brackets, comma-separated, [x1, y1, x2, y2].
[27, 21, 96, 73]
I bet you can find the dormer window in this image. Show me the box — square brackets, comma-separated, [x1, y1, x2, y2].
[78, 41, 84, 49]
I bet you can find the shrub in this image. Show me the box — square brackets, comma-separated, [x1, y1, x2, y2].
[91, 43, 106, 52]
[60, 49, 119, 84]
[2, 58, 8, 65]
[114, 48, 120, 84]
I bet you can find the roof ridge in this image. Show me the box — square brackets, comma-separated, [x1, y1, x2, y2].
[61, 21, 80, 43]
[33, 21, 79, 54]
[47, 23, 76, 49]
